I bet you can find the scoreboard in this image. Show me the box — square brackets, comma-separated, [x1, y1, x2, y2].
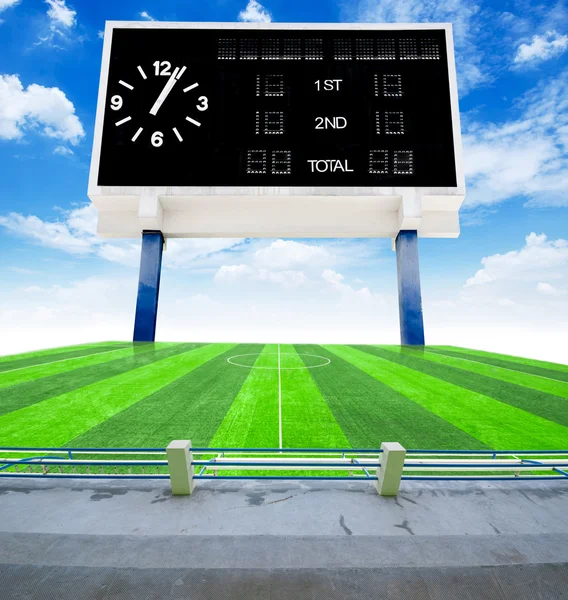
[97, 27, 456, 187]
[89, 23, 464, 239]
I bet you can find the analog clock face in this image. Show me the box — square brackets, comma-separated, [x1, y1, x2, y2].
[107, 61, 209, 149]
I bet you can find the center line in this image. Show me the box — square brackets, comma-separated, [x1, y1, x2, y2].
[278, 343, 282, 450]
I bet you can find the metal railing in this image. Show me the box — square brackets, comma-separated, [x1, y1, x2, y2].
[1, 446, 567, 486]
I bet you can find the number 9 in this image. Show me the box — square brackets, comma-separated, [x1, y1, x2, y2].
[110, 95, 122, 111]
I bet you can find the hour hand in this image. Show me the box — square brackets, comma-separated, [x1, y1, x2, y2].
[149, 66, 185, 116]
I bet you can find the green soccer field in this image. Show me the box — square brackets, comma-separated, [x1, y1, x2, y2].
[1, 341, 568, 451]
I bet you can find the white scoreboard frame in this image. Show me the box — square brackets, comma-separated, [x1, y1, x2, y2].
[88, 21, 465, 240]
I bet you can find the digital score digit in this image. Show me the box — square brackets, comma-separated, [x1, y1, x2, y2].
[97, 28, 457, 187]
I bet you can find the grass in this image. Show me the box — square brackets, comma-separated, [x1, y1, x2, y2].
[325, 345, 568, 450]
[298, 344, 487, 449]
[68, 344, 258, 448]
[0, 341, 567, 453]
[209, 344, 280, 448]
[0, 344, 232, 446]
[366, 346, 568, 429]
[0, 343, 203, 417]
[0, 343, 131, 373]
[0, 341, 125, 364]
[280, 344, 350, 448]
[0, 343, 174, 389]
[430, 346, 568, 377]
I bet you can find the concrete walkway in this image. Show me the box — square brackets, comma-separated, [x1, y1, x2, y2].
[1, 477, 568, 598]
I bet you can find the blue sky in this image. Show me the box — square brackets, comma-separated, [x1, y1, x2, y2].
[0, 0, 567, 361]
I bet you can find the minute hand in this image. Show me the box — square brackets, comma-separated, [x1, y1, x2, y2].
[149, 67, 181, 116]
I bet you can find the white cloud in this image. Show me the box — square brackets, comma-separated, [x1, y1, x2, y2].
[214, 239, 342, 288]
[497, 298, 516, 307]
[0, 74, 84, 144]
[0, 0, 20, 12]
[215, 264, 254, 283]
[322, 269, 344, 287]
[53, 145, 73, 156]
[465, 232, 568, 288]
[341, 0, 485, 95]
[34, 0, 78, 47]
[514, 31, 568, 64]
[139, 10, 155, 21]
[430, 299, 457, 309]
[214, 264, 306, 287]
[97, 30, 104, 39]
[238, 0, 271, 23]
[45, 0, 76, 28]
[462, 70, 568, 208]
[536, 282, 558, 295]
[0, 203, 244, 269]
[253, 239, 332, 270]
[422, 233, 568, 362]
[0, 212, 94, 254]
[322, 269, 384, 306]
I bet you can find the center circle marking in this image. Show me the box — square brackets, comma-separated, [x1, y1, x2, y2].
[227, 352, 331, 370]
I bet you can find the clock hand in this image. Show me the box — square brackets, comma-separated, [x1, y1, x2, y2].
[149, 66, 185, 116]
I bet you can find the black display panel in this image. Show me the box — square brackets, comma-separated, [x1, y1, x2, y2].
[98, 28, 457, 187]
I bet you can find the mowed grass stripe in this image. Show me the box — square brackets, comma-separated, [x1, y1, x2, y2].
[0, 341, 126, 364]
[376, 345, 568, 400]
[364, 346, 568, 429]
[0, 343, 175, 389]
[298, 344, 486, 450]
[67, 344, 262, 448]
[281, 344, 349, 448]
[428, 348, 568, 383]
[430, 346, 568, 376]
[0, 343, 232, 447]
[209, 345, 280, 448]
[328, 345, 568, 450]
[0, 343, 203, 417]
[0, 343, 132, 373]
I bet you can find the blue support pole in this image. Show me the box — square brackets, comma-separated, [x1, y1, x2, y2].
[133, 230, 164, 342]
[395, 230, 425, 346]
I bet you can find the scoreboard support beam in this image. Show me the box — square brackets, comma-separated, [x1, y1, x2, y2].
[395, 230, 425, 346]
[133, 230, 164, 342]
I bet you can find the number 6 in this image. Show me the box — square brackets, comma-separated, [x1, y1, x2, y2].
[196, 96, 208, 111]
[151, 131, 163, 147]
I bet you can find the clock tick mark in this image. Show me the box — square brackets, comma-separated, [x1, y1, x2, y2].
[115, 116, 132, 127]
[183, 83, 199, 93]
[137, 66, 147, 80]
[176, 66, 187, 80]
[132, 127, 143, 142]
[119, 80, 134, 90]
[185, 116, 201, 127]
[173, 127, 183, 142]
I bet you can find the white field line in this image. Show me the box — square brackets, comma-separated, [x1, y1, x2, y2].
[226, 353, 330, 370]
[0, 347, 132, 376]
[422, 350, 568, 384]
[278, 344, 282, 450]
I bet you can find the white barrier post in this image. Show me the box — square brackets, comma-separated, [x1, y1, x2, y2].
[376, 442, 406, 496]
[167, 440, 195, 495]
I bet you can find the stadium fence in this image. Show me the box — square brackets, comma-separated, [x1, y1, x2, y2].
[1, 442, 567, 497]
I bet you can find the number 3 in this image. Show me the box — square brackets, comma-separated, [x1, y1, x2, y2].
[196, 96, 208, 111]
